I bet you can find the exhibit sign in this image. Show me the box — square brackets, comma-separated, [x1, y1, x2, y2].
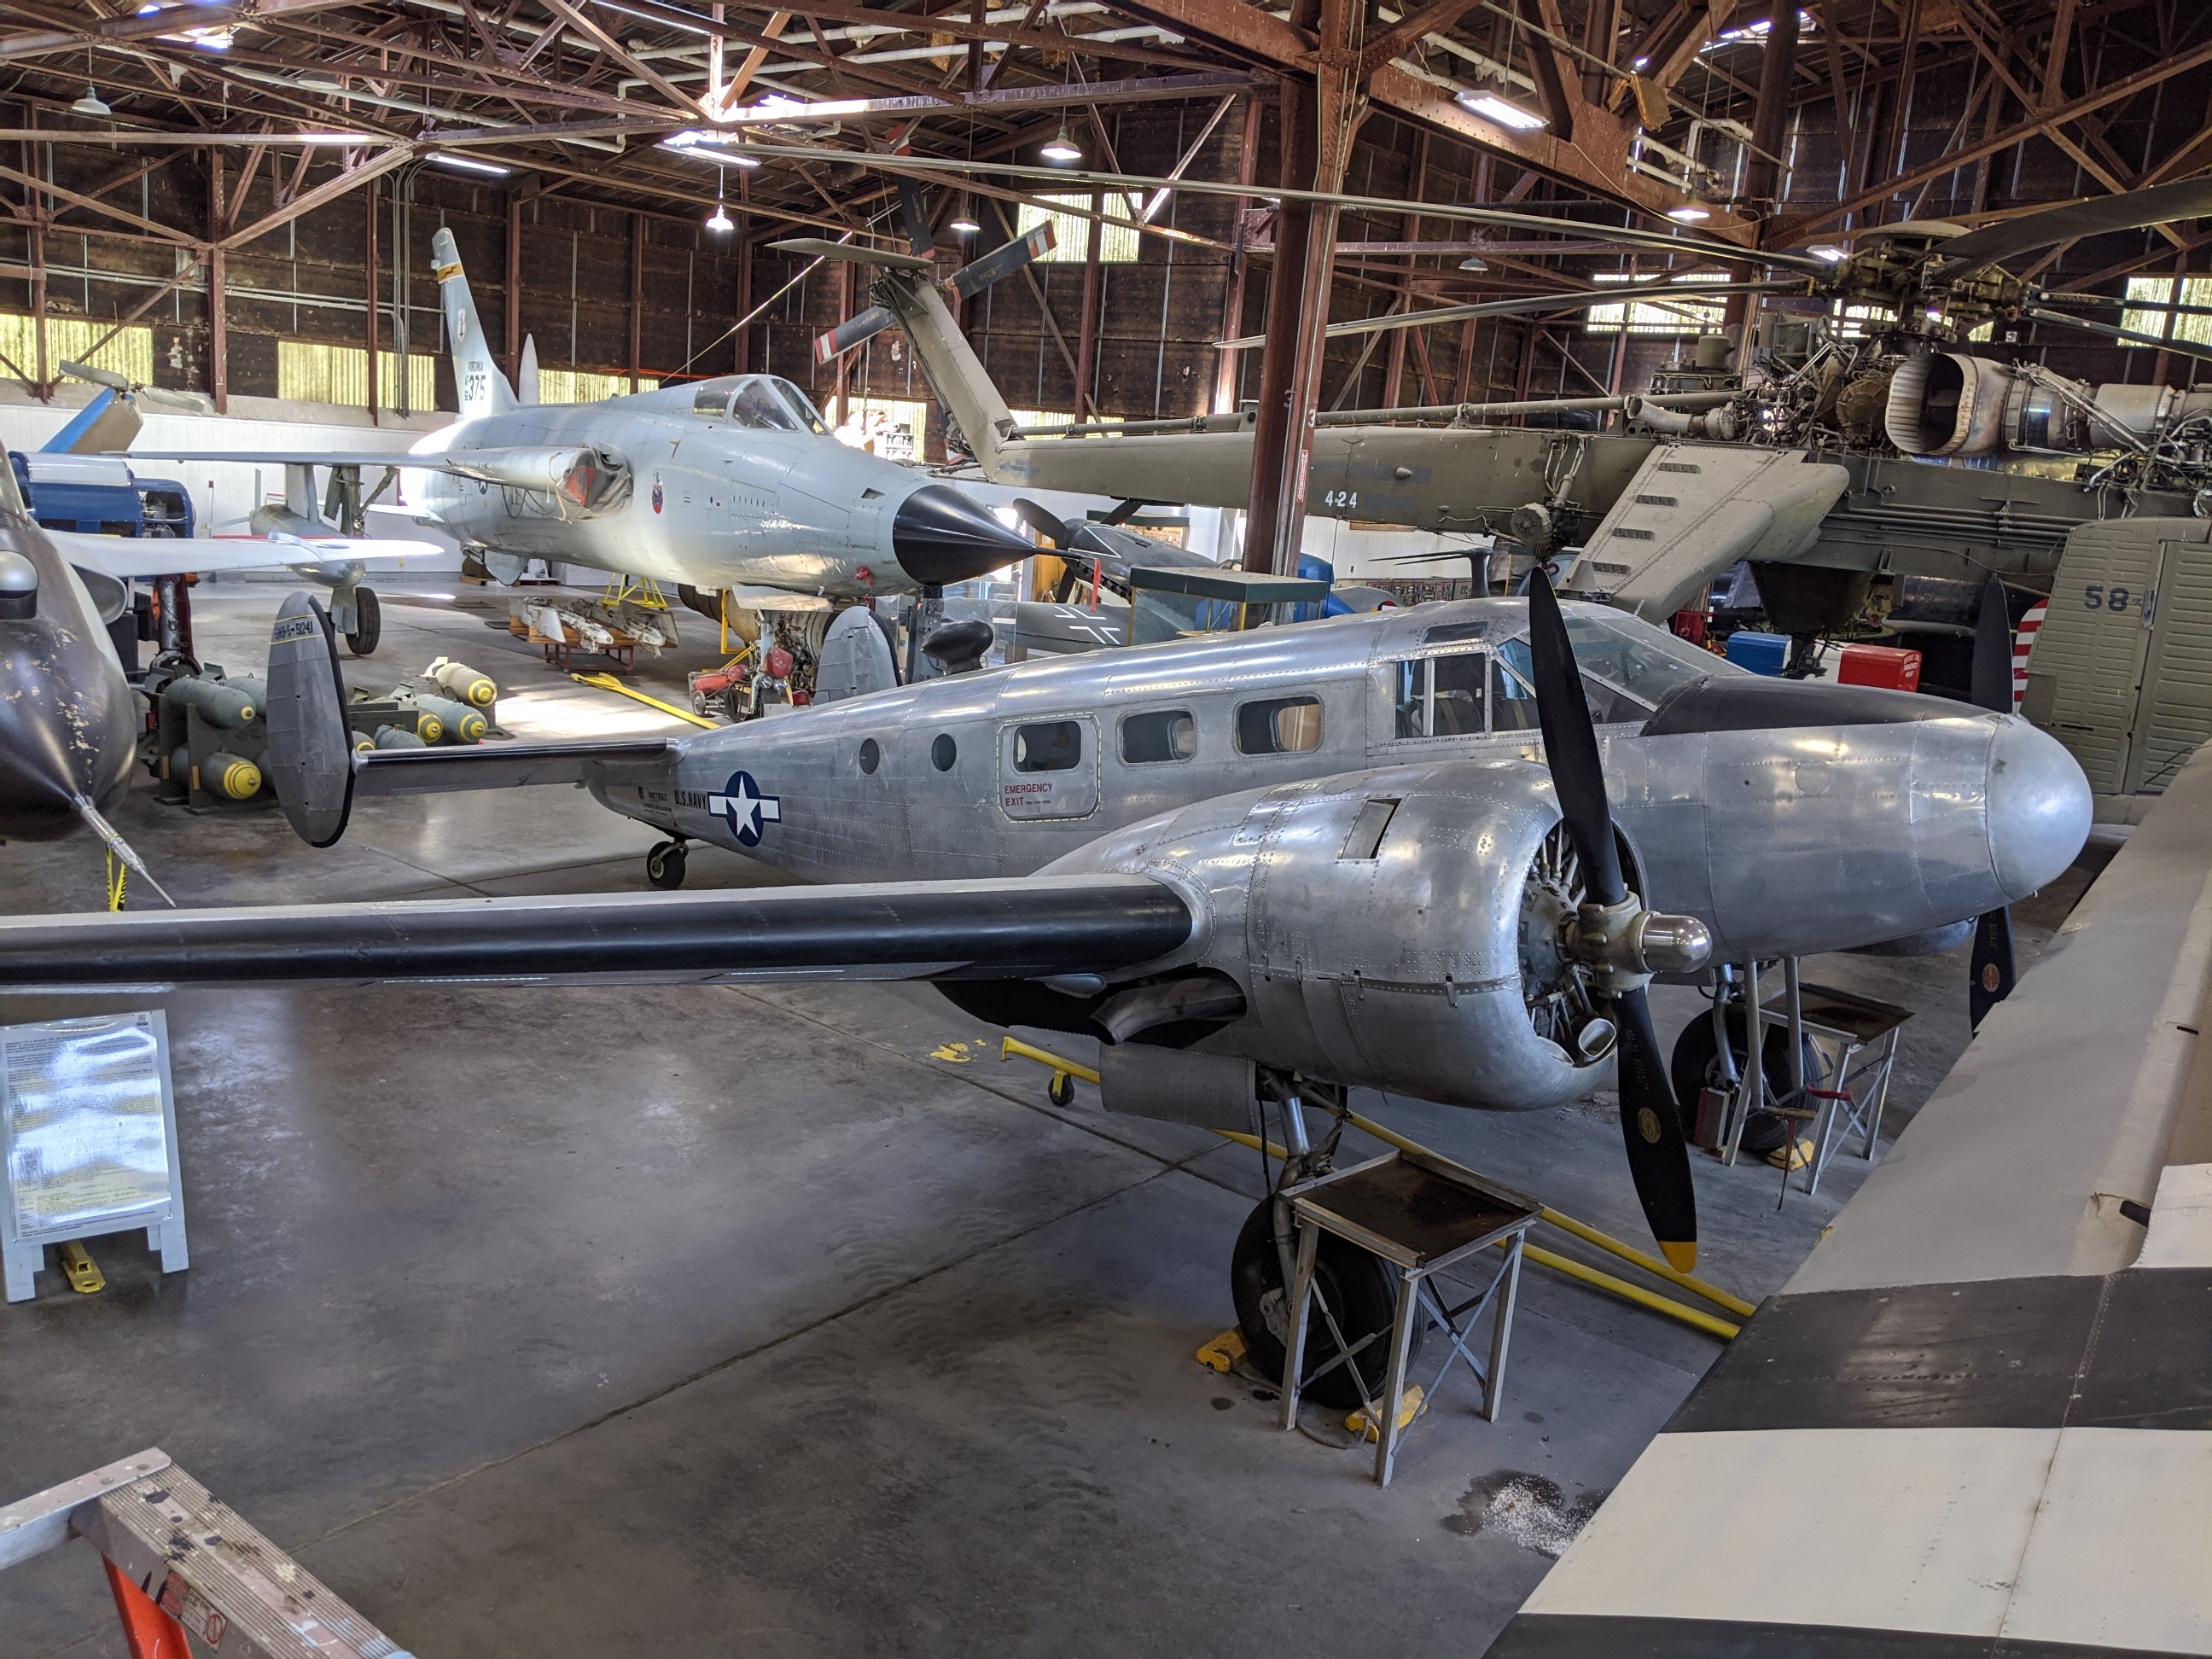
[0, 1010, 189, 1302]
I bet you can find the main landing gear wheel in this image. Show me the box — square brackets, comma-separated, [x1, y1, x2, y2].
[645, 840, 688, 889]
[1230, 1198, 1411, 1412]
[1668, 1007, 1819, 1157]
[344, 585, 381, 656]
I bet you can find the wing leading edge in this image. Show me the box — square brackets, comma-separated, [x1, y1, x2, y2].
[0, 876, 1194, 989]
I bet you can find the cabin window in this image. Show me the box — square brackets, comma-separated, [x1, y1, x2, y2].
[731, 379, 805, 431]
[1389, 653, 1487, 737]
[1492, 657, 1540, 731]
[1011, 720, 1083, 772]
[859, 738, 881, 774]
[692, 384, 731, 417]
[1494, 637, 1650, 726]
[1237, 696, 1324, 755]
[931, 733, 958, 771]
[1121, 709, 1196, 764]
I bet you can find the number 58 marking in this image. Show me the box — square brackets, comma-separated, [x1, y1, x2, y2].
[2084, 583, 2137, 613]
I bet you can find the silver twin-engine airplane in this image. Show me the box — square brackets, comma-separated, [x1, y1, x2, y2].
[0, 579, 2092, 1304]
[121, 228, 1036, 607]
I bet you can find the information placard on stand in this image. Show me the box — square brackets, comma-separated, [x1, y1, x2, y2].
[1, 1011, 188, 1302]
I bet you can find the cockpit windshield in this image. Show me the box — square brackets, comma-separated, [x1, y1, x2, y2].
[1493, 608, 1717, 723]
[731, 376, 829, 434]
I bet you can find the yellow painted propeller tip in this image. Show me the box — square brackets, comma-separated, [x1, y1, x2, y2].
[1662, 1241, 1698, 1272]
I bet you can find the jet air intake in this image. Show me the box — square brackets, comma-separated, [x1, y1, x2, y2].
[891, 485, 1038, 585]
[1885, 350, 2212, 457]
[448, 445, 632, 517]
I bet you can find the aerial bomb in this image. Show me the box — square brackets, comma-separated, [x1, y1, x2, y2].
[415, 693, 486, 744]
[164, 673, 264, 729]
[374, 725, 427, 749]
[424, 656, 497, 707]
[200, 751, 262, 800]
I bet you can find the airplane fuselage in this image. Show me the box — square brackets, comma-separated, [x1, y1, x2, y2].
[410, 375, 1030, 597]
[0, 509, 137, 839]
[579, 598, 2087, 969]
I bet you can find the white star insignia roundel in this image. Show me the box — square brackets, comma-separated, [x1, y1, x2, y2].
[707, 770, 783, 847]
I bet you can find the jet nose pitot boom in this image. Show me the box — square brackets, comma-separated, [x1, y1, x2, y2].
[1985, 716, 2093, 901]
[890, 485, 1038, 586]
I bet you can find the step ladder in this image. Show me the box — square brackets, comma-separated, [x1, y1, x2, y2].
[0, 1449, 410, 1658]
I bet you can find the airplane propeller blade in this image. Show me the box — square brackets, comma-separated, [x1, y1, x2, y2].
[812, 306, 897, 364]
[1930, 177, 2212, 278]
[947, 222, 1055, 300]
[896, 177, 934, 257]
[1010, 498, 1074, 549]
[1967, 575, 2018, 1029]
[1526, 570, 1698, 1270]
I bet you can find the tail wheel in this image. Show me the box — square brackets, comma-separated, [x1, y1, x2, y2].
[645, 841, 687, 890]
[344, 586, 381, 656]
[1230, 1199, 1409, 1412]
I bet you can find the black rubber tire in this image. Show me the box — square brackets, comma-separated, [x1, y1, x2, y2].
[1231, 1197, 1410, 1412]
[1669, 1006, 1818, 1155]
[344, 585, 381, 656]
[1047, 1072, 1076, 1107]
[645, 841, 687, 890]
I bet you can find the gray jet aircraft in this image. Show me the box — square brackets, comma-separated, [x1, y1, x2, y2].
[122, 230, 1037, 615]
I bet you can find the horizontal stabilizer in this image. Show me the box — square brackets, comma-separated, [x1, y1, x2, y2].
[352, 739, 674, 797]
[768, 236, 934, 271]
[50, 529, 446, 579]
[948, 223, 1055, 300]
[814, 306, 896, 364]
[0, 876, 1194, 990]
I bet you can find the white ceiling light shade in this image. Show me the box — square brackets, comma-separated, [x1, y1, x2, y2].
[71, 85, 112, 118]
[1808, 244, 1848, 261]
[950, 214, 981, 236]
[1666, 203, 1712, 223]
[1040, 124, 1084, 163]
[706, 202, 735, 231]
[428, 152, 513, 178]
[1458, 254, 1489, 271]
[1457, 91, 1547, 131]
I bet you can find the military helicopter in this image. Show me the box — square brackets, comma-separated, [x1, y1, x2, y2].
[0, 570, 2087, 1400]
[802, 155, 2212, 645]
[119, 227, 1039, 628]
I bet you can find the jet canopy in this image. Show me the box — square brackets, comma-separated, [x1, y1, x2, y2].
[690, 375, 830, 435]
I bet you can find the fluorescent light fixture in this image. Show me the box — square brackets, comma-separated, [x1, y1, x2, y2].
[950, 215, 981, 236]
[1458, 90, 1546, 131]
[724, 94, 870, 124]
[658, 131, 760, 166]
[1808, 244, 1848, 261]
[71, 86, 112, 119]
[428, 152, 512, 177]
[1666, 203, 1711, 222]
[1040, 124, 1083, 163]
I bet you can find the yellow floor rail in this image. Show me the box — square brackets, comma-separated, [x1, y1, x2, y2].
[999, 1036, 1751, 1339]
[568, 672, 719, 731]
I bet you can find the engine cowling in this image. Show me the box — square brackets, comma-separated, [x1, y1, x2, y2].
[1048, 760, 1627, 1113]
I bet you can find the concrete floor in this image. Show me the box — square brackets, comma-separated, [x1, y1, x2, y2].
[0, 580, 2101, 1656]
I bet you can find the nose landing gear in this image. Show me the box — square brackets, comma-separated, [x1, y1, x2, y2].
[645, 839, 688, 889]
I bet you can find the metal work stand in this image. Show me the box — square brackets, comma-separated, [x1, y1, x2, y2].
[1278, 1148, 1539, 1486]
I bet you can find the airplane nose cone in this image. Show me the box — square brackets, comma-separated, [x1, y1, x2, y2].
[891, 486, 1036, 586]
[1987, 717, 2092, 900]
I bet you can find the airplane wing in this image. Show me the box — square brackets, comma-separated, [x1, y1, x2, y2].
[119, 450, 428, 470]
[49, 529, 449, 579]
[350, 741, 675, 796]
[0, 876, 1194, 991]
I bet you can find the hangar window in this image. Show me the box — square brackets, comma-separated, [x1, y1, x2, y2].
[1011, 720, 1084, 772]
[1121, 709, 1196, 764]
[1237, 696, 1324, 755]
[1583, 272, 1731, 336]
[1017, 194, 1140, 263]
[1391, 654, 1487, 737]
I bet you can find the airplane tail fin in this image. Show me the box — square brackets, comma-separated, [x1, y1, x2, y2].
[517, 335, 539, 405]
[430, 227, 516, 420]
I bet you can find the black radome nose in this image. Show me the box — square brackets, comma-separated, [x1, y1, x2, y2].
[891, 486, 1037, 586]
